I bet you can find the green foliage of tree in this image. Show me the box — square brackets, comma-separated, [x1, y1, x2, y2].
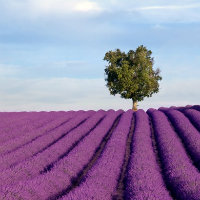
[103, 45, 162, 110]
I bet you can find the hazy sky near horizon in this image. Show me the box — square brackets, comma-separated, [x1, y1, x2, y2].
[0, 0, 199, 111]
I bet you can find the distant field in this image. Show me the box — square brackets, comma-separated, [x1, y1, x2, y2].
[0, 105, 200, 200]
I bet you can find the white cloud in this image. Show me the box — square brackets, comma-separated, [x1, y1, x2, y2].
[30, 0, 103, 14]
[74, 1, 102, 12]
[125, 2, 200, 23]
[0, 77, 199, 111]
[0, 64, 21, 77]
[0, 77, 128, 111]
[0, 60, 102, 79]
[1, 0, 103, 18]
[30, 0, 73, 14]
[1, 0, 200, 23]
[140, 78, 200, 110]
[136, 4, 200, 10]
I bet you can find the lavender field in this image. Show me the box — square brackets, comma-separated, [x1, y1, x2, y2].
[0, 105, 200, 200]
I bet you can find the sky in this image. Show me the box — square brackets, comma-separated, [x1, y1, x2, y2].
[0, 0, 199, 111]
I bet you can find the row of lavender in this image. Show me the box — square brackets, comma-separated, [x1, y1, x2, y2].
[0, 110, 124, 199]
[0, 105, 200, 199]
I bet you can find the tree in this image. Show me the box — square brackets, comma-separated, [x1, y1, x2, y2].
[103, 45, 162, 111]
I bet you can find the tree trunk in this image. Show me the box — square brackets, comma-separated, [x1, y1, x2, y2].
[132, 100, 138, 111]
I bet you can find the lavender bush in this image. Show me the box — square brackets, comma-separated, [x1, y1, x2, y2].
[0, 105, 199, 199]
[125, 109, 172, 200]
[148, 109, 200, 200]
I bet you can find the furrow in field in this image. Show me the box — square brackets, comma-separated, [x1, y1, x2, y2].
[149, 112, 177, 200]
[40, 111, 106, 173]
[0, 112, 32, 128]
[0, 111, 76, 156]
[0, 111, 77, 156]
[61, 110, 132, 200]
[0, 110, 123, 200]
[179, 108, 200, 131]
[0, 112, 53, 133]
[19, 112, 69, 130]
[0, 111, 106, 187]
[147, 109, 200, 200]
[0, 111, 67, 145]
[161, 109, 200, 170]
[112, 110, 135, 200]
[0, 113, 41, 137]
[0, 111, 94, 170]
[124, 109, 172, 200]
[31, 112, 94, 157]
[191, 105, 200, 112]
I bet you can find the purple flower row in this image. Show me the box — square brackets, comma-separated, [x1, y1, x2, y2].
[125, 109, 172, 200]
[63, 110, 133, 200]
[148, 109, 200, 200]
[0, 111, 76, 156]
[0, 110, 105, 187]
[181, 108, 200, 131]
[0, 110, 122, 200]
[0, 111, 59, 132]
[160, 109, 200, 167]
[0, 111, 93, 171]
[0, 112, 33, 128]
[0, 111, 67, 145]
[170, 106, 200, 132]
[0, 112, 46, 139]
[191, 105, 200, 112]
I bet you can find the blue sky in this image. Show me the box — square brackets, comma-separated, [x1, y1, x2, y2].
[0, 0, 199, 111]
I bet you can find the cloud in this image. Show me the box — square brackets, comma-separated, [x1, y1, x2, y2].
[135, 4, 200, 10]
[140, 78, 200, 109]
[0, 76, 199, 111]
[30, 0, 103, 14]
[1, 0, 200, 24]
[0, 77, 123, 111]
[74, 1, 103, 12]
[29, 0, 74, 14]
[0, 64, 21, 77]
[127, 2, 200, 23]
[0, 60, 103, 79]
[0, 0, 103, 19]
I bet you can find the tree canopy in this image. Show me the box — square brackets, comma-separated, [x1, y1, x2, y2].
[103, 45, 162, 110]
